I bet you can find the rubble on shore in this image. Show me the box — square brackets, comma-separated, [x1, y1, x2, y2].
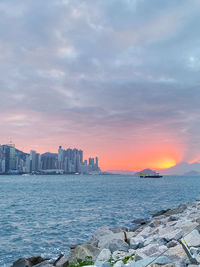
[12, 200, 200, 267]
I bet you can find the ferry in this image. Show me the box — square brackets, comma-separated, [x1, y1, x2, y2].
[140, 172, 163, 178]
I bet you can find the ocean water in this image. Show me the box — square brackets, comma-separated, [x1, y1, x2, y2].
[0, 174, 200, 266]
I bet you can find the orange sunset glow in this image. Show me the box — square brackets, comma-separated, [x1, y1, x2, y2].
[94, 142, 183, 171]
[0, 0, 199, 175]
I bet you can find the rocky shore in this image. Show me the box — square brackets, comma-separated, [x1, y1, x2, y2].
[12, 200, 200, 267]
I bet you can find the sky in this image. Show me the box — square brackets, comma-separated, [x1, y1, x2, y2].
[0, 0, 200, 170]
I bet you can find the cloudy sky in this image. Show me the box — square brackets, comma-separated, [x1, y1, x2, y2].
[0, 0, 200, 170]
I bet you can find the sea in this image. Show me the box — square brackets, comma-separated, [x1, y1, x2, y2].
[0, 174, 200, 266]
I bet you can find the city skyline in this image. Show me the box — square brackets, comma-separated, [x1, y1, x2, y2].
[0, 143, 100, 174]
[0, 0, 200, 170]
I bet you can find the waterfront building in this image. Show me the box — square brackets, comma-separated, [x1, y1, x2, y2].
[0, 144, 101, 174]
[41, 153, 57, 170]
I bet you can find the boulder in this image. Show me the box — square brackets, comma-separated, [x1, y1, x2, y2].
[54, 254, 69, 267]
[28, 256, 46, 266]
[184, 229, 200, 247]
[96, 249, 111, 262]
[135, 244, 167, 258]
[153, 256, 172, 265]
[149, 265, 175, 267]
[34, 262, 53, 267]
[12, 256, 48, 267]
[129, 226, 142, 233]
[70, 244, 100, 261]
[152, 204, 187, 217]
[103, 239, 129, 253]
[134, 251, 146, 262]
[109, 226, 128, 233]
[98, 232, 125, 249]
[126, 232, 136, 240]
[11, 258, 31, 267]
[175, 221, 198, 233]
[130, 236, 145, 249]
[166, 240, 179, 248]
[94, 261, 110, 267]
[128, 257, 156, 267]
[92, 226, 114, 241]
[144, 236, 158, 247]
[159, 228, 184, 241]
[167, 215, 179, 222]
[112, 251, 129, 261]
[152, 209, 171, 217]
[131, 218, 149, 225]
[165, 244, 187, 260]
[87, 237, 99, 247]
[137, 226, 152, 238]
[196, 218, 200, 224]
[149, 220, 163, 228]
[113, 260, 125, 267]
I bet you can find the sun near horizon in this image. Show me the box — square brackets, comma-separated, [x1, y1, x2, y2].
[15, 140, 182, 172]
[99, 143, 182, 171]
[103, 157, 177, 172]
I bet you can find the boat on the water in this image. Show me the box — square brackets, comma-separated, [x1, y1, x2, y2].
[140, 172, 163, 178]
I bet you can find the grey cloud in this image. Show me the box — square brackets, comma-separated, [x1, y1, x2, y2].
[0, 0, 200, 160]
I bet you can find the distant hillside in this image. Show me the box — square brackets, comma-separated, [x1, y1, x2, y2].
[106, 170, 136, 175]
[162, 161, 200, 175]
[135, 168, 157, 176]
[183, 170, 200, 176]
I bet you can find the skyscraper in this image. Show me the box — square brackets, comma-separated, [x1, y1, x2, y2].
[9, 146, 16, 171]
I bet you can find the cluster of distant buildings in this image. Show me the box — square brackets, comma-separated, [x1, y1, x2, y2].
[0, 144, 101, 174]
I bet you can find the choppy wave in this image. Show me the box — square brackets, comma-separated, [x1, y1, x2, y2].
[0, 174, 199, 266]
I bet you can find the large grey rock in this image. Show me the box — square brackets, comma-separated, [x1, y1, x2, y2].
[11, 258, 31, 267]
[113, 260, 125, 267]
[87, 237, 99, 247]
[98, 232, 125, 249]
[135, 244, 167, 258]
[112, 251, 129, 261]
[109, 226, 128, 233]
[88, 226, 114, 247]
[103, 239, 129, 253]
[34, 262, 53, 267]
[152, 204, 187, 217]
[129, 225, 142, 233]
[126, 232, 136, 240]
[149, 265, 175, 267]
[94, 261, 111, 267]
[130, 236, 145, 249]
[131, 218, 149, 225]
[152, 209, 171, 217]
[70, 244, 100, 261]
[134, 256, 171, 266]
[92, 226, 114, 241]
[159, 228, 184, 241]
[149, 220, 163, 228]
[175, 220, 198, 233]
[134, 251, 147, 262]
[28, 256, 46, 266]
[153, 256, 172, 265]
[96, 249, 111, 262]
[166, 240, 179, 248]
[12, 256, 47, 267]
[137, 226, 152, 238]
[54, 254, 69, 267]
[128, 257, 155, 267]
[168, 215, 179, 222]
[184, 229, 200, 247]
